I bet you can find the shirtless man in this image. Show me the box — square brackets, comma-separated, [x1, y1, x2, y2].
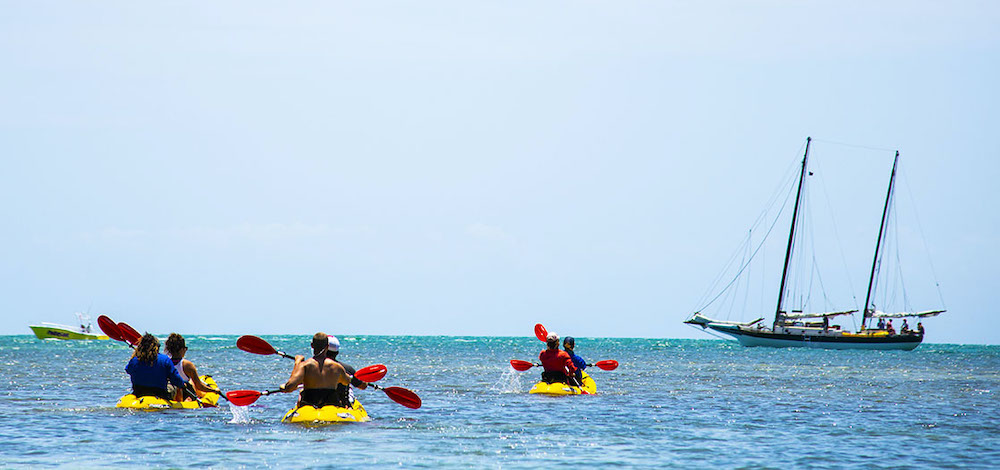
[278, 332, 352, 408]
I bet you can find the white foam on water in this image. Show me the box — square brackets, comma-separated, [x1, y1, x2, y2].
[228, 402, 252, 424]
[492, 367, 525, 394]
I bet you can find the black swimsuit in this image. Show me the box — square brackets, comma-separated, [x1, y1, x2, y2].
[299, 388, 342, 408]
[133, 385, 171, 400]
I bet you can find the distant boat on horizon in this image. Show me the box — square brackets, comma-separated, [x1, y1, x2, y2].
[29, 312, 109, 340]
[685, 137, 944, 350]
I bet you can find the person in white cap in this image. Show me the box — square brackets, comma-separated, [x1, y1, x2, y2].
[324, 334, 367, 407]
[538, 332, 578, 386]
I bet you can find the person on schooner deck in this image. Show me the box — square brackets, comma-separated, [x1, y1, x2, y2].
[886, 319, 896, 335]
[539, 333, 578, 386]
[901, 319, 910, 334]
[877, 317, 886, 330]
[562, 336, 587, 386]
[917, 322, 925, 335]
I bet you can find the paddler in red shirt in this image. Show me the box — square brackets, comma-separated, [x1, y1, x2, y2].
[539, 333, 579, 386]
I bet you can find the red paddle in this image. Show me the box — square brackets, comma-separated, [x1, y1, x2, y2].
[510, 359, 538, 371]
[236, 337, 389, 382]
[226, 389, 279, 406]
[534, 324, 548, 342]
[510, 359, 618, 371]
[97, 315, 125, 342]
[236, 335, 295, 359]
[371, 385, 421, 409]
[233, 335, 417, 408]
[591, 360, 619, 371]
[118, 322, 141, 346]
[355, 364, 387, 383]
[228, 382, 420, 409]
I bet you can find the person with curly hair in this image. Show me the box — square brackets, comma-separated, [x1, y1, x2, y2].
[164, 333, 214, 401]
[125, 333, 188, 400]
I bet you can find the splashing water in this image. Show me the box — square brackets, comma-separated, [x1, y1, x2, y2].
[491, 366, 526, 393]
[228, 402, 252, 424]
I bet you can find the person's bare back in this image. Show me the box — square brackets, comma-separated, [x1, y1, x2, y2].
[279, 333, 351, 396]
[299, 355, 350, 390]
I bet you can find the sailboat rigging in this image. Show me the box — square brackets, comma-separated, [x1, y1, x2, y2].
[685, 137, 945, 350]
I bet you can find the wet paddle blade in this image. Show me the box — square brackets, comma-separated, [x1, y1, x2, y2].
[534, 323, 548, 342]
[384, 387, 421, 409]
[509, 359, 534, 371]
[118, 322, 141, 346]
[355, 364, 387, 383]
[595, 360, 619, 371]
[237, 335, 279, 356]
[226, 390, 263, 406]
[97, 315, 124, 342]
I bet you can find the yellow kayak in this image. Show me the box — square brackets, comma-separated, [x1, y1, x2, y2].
[282, 399, 370, 424]
[116, 375, 221, 409]
[529, 371, 596, 395]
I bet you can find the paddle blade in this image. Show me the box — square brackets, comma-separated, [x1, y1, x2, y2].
[510, 359, 534, 371]
[118, 322, 141, 346]
[226, 390, 263, 406]
[97, 315, 124, 342]
[595, 360, 619, 371]
[237, 335, 278, 356]
[355, 364, 387, 383]
[384, 387, 421, 409]
[534, 323, 548, 342]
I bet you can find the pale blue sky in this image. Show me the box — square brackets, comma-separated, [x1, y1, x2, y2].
[1, 2, 997, 343]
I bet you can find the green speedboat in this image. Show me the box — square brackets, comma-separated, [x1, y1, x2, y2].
[29, 314, 109, 340]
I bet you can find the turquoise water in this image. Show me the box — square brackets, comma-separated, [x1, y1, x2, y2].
[1, 335, 997, 468]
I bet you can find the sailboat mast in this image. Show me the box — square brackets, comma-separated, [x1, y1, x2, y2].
[862, 151, 899, 329]
[774, 137, 811, 329]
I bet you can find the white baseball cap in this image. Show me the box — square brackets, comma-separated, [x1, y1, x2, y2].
[327, 335, 340, 352]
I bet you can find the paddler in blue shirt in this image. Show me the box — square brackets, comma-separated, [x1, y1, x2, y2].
[125, 333, 189, 401]
[562, 336, 587, 386]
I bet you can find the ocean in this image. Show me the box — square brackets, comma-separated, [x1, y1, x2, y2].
[1, 335, 997, 468]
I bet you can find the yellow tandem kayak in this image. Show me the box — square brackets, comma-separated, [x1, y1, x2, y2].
[529, 371, 596, 396]
[116, 375, 221, 409]
[282, 399, 370, 424]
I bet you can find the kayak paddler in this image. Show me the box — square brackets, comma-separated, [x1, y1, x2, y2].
[125, 333, 189, 401]
[278, 332, 352, 408]
[562, 336, 587, 386]
[164, 333, 214, 401]
[539, 332, 579, 386]
[324, 334, 367, 408]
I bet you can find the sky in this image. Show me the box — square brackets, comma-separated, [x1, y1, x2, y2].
[1, 1, 997, 343]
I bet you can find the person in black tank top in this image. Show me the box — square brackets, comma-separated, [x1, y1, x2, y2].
[325, 335, 367, 407]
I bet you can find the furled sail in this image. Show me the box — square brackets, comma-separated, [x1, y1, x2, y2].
[780, 309, 857, 320]
[685, 313, 764, 327]
[870, 309, 945, 319]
